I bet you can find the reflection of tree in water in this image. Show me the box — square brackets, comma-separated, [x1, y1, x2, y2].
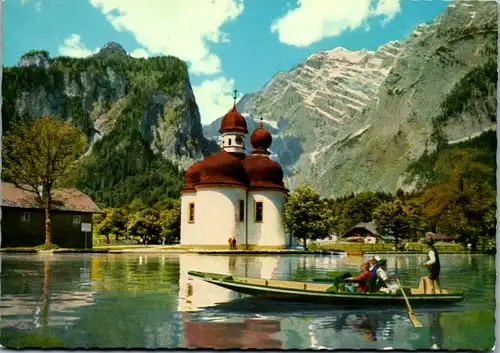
[90, 255, 180, 294]
[2, 255, 68, 348]
[38, 256, 51, 329]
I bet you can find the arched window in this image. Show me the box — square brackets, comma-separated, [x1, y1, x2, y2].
[228, 138, 232, 146]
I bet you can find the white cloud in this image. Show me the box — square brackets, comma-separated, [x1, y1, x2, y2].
[58, 34, 99, 57]
[372, 0, 401, 25]
[271, 0, 401, 47]
[88, 0, 244, 75]
[35, 1, 41, 11]
[129, 48, 150, 58]
[193, 77, 242, 125]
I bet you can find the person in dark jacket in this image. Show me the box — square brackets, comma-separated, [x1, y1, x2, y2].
[421, 235, 441, 293]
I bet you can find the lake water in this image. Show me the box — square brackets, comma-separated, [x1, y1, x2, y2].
[0, 252, 495, 350]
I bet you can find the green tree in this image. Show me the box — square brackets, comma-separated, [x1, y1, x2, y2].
[127, 208, 161, 243]
[2, 116, 86, 248]
[159, 201, 181, 244]
[95, 208, 128, 243]
[283, 185, 331, 250]
[372, 199, 411, 248]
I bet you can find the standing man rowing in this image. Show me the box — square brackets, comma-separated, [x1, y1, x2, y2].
[420, 234, 441, 293]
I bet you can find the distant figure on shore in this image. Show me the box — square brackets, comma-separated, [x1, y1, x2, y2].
[232, 238, 237, 250]
[228, 237, 233, 250]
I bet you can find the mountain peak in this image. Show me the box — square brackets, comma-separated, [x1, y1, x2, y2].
[95, 42, 127, 56]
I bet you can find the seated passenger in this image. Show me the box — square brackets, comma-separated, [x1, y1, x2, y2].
[345, 261, 372, 292]
[368, 256, 380, 277]
[376, 259, 399, 294]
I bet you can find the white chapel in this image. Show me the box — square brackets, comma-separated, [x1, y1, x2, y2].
[180, 102, 292, 249]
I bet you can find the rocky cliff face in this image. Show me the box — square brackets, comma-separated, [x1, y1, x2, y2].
[4, 42, 214, 168]
[204, 0, 497, 197]
[3, 43, 217, 206]
[315, 0, 497, 197]
[206, 40, 404, 184]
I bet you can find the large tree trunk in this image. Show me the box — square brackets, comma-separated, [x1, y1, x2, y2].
[303, 236, 307, 251]
[44, 185, 53, 248]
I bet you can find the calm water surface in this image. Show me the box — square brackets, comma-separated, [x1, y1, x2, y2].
[0, 253, 495, 350]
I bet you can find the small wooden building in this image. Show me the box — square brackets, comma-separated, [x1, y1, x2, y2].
[1, 183, 102, 248]
[341, 222, 383, 243]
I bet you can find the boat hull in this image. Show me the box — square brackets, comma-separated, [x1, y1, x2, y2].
[188, 271, 465, 306]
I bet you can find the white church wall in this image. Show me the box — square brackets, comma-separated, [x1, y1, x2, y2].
[247, 190, 286, 248]
[180, 192, 197, 245]
[192, 186, 247, 246]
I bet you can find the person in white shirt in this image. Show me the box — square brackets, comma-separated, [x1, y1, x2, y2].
[420, 235, 441, 293]
[376, 259, 399, 294]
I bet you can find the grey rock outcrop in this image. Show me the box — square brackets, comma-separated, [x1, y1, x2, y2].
[18, 51, 50, 68]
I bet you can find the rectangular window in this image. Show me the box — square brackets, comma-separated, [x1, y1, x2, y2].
[188, 202, 195, 223]
[73, 215, 82, 224]
[238, 199, 245, 222]
[21, 212, 31, 222]
[255, 201, 263, 223]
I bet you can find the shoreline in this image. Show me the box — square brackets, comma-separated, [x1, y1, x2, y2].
[0, 246, 480, 255]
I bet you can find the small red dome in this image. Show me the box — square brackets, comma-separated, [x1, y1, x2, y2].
[219, 105, 248, 134]
[250, 126, 272, 150]
[242, 155, 285, 190]
[196, 151, 249, 186]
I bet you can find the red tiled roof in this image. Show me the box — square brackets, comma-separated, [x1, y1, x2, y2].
[219, 105, 248, 134]
[1, 182, 102, 214]
[242, 154, 286, 190]
[196, 151, 249, 187]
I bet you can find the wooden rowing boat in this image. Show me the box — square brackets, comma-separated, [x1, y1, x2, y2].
[188, 270, 465, 306]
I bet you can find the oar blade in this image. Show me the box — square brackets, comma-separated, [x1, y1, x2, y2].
[409, 312, 423, 328]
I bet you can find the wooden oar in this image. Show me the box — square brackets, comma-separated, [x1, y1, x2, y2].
[396, 278, 422, 328]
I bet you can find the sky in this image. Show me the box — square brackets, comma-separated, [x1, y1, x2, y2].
[3, 0, 451, 125]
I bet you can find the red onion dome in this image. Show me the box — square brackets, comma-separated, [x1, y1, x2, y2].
[219, 105, 248, 134]
[250, 126, 272, 150]
[181, 161, 203, 192]
[242, 155, 286, 190]
[196, 151, 249, 187]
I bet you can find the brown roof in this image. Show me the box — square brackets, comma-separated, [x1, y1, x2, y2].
[1, 182, 102, 214]
[342, 222, 379, 237]
[219, 105, 248, 134]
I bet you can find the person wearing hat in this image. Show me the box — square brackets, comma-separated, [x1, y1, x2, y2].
[420, 233, 441, 293]
[375, 259, 399, 294]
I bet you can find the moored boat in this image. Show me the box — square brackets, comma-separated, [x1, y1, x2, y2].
[188, 270, 465, 306]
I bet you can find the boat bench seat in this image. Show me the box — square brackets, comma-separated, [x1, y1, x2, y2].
[236, 278, 269, 286]
[266, 280, 331, 292]
[235, 278, 332, 292]
[410, 288, 449, 295]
